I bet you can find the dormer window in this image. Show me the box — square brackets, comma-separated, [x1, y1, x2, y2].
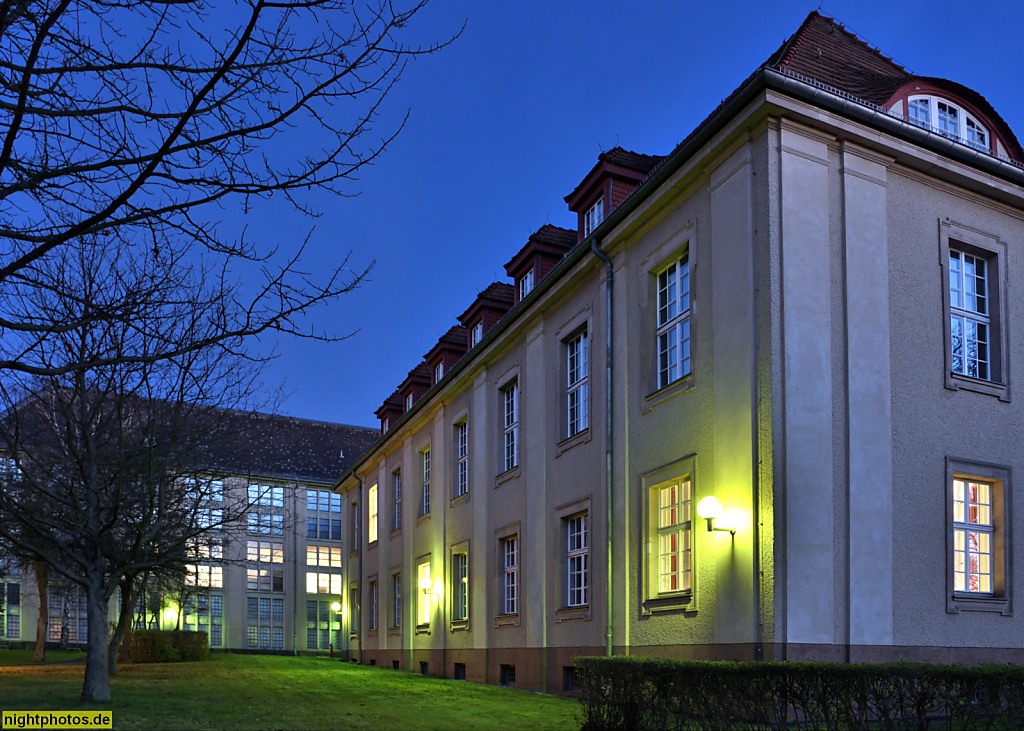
[382, 418, 389, 432]
[584, 198, 604, 236]
[519, 269, 534, 300]
[434, 362, 443, 384]
[904, 95, 989, 152]
[471, 322, 483, 347]
[405, 394, 413, 412]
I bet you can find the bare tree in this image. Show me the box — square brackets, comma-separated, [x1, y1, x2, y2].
[0, 0, 454, 377]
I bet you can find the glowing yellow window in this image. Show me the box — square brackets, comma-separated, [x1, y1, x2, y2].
[658, 479, 691, 594]
[953, 479, 992, 594]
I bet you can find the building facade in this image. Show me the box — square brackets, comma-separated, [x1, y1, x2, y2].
[333, 12, 1024, 693]
[1, 414, 378, 655]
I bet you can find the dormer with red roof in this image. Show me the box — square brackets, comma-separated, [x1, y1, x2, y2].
[564, 147, 664, 243]
[423, 326, 468, 385]
[503, 224, 577, 304]
[458, 282, 515, 349]
[397, 363, 432, 413]
[374, 391, 403, 434]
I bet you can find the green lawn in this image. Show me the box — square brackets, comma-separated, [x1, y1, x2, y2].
[0, 653, 580, 730]
[0, 649, 86, 666]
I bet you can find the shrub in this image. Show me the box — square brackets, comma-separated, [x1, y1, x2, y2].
[573, 655, 1024, 730]
[128, 630, 210, 663]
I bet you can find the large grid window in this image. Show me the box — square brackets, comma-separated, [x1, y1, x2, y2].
[307, 489, 342, 514]
[567, 331, 589, 437]
[455, 422, 469, 497]
[502, 536, 518, 615]
[306, 545, 342, 568]
[247, 512, 283, 536]
[368, 484, 378, 543]
[306, 572, 343, 595]
[249, 484, 284, 508]
[453, 553, 468, 621]
[245, 596, 284, 649]
[502, 382, 519, 472]
[306, 599, 341, 650]
[567, 514, 589, 607]
[657, 480, 692, 594]
[949, 250, 990, 381]
[420, 449, 431, 517]
[953, 478, 993, 594]
[186, 564, 223, 588]
[392, 470, 402, 532]
[305, 517, 341, 540]
[247, 540, 284, 592]
[656, 257, 691, 389]
[907, 96, 989, 152]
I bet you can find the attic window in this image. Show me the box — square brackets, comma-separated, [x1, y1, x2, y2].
[382, 417, 389, 432]
[519, 269, 534, 300]
[584, 198, 604, 237]
[434, 362, 443, 384]
[904, 96, 988, 152]
[471, 322, 483, 347]
[405, 394, 413, 412]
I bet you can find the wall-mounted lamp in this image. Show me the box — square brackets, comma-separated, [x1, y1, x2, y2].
[331, 601, 343, 615]
[696, 496, 735, 535]
[419, 576, 433, 593]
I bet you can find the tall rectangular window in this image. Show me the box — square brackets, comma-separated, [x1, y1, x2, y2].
[519, 269, 534, 300]
[502, 381, 519, 472]
[953, 478, 993, 594]
[567, 331, 589, 437]
[949, 250, 990, 381]
[584, 198, 604, 236]
[392, 470, 402, 532]
[392, 573, 402, 628]
[453, 553, 468, 621]
[657, 480, 692, 594]
[471, 322, 483, 347]
[417, 562, 432, 626]
[455, 422, 469, 497]
[368, 484, 378, 543]
[368, 580, 378, 631]
[567, 514, 589, 607]
[502, 537, 518, 615]
[420, 449, 431, 517]
[656, 258, 691, 389]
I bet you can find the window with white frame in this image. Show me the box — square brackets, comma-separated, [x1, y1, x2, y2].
[657, 479, 692, 594]
[455, 421, 469, 498]
[306, 599, 341, 650]
[584, 198, 604, 236]
[306, 572, 343, 595]
[392, 470, 402, 532]
[368, 579, 378, 631]
[519, 269, 534, 300]
[434, 362, 444, 384]
[905, 95, 989, 152]
[656, 257, 691, 389]
[405, 393, 413, 412]
[420, 449, 431, 516]
[392, 573, 402, 628]
[368, 484, 378, 543]
[953, 477, 993, 594]
[471, 322, 483, 347]
[502, 536, 518, 615]
[502, 381, 519, 472]
[453, 553, 469, 621]
[417, 562, 432, 626]
[567, 331, 589, 437]
[566, 514, 589, 607]
[306, 545, 342, 568]
[949, 249, 991, 381]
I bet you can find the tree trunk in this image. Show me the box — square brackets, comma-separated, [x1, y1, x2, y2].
[32, 560, 49, 662]
[81, 578, 111, 702]
[108, 576, 135, 676]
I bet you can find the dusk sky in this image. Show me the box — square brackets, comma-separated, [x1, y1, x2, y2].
[253, 1, 1024, 428]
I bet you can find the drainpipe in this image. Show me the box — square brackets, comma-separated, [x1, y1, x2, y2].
[356, 476, 364, 665]
[292, 483, 299, 655]
[591, 237, 614, 658]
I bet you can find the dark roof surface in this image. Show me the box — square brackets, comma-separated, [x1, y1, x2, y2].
[201, 411, 379, 485]
[598, 147, 665, 174]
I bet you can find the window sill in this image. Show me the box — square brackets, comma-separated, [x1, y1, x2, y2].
[642, 593, 695, 615]
[415, 623, 431, 635]
[556, 428, 592, 457]
[367, 540, 378, 551]
[555, 605, 591, 623]
[494, 613, 520, 628]
[417, 512, 431, 526]
[947, 593, 1012, 615]
[643, 375, 695, 412]
[387, 626, 401, 636]
[451, 492, 470, 509]
[495, 466, 520, 487]
[367, 629, 378, 638]
[350, 549, 359, 558]
[946, 372, 1010, 402]
[389, 528, 402, 540]
[450, 618, 470, 632]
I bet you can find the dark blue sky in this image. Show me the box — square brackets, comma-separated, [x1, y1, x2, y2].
[256, 1, 1024, 427]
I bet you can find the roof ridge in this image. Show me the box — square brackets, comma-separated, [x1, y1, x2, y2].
[774, 10, 907, 75]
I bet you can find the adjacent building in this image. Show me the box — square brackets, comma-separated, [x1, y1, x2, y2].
[333, 12, 1024, 692]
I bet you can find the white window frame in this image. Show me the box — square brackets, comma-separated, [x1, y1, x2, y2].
[434, 362, 443, 384]
[392, 573, 401, 628]
[949, 249, 991, 381]
[420, 448, 431, 517]
[391, 470, 402, 532]
[453, 553, 469, 621]
[405, 393, 413, 412]
[502, 381, 519, 473]
[566, 331, 589, 437]
[906, 95, 989, 152]
[471, 321, 483, 347]
[519, 268, 534, 300]
[656, 479, 692, 595]
[417, 562, 432, 626]
[566, 513, 589, 607]
[368, 579, 378, 631]
[655, 257, 691, 389]
[502, 536, 518, 615]
[367, 484, 378, 543]
[584, 198, 604, 236]
[454, 421, 469, 498]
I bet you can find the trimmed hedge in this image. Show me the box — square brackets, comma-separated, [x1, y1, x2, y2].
[573, 656, 1024, 730]
[128, 630, 210, 663]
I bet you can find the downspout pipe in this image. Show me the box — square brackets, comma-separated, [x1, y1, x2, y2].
[356, 475, 364, 665]
[591, 237, 614, 658]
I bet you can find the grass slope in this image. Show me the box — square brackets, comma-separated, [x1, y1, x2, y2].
[0, 653, 579, 730]
[0, 650, 86, 666]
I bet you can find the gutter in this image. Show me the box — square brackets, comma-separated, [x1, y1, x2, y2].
[590, 238, 614, 658]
